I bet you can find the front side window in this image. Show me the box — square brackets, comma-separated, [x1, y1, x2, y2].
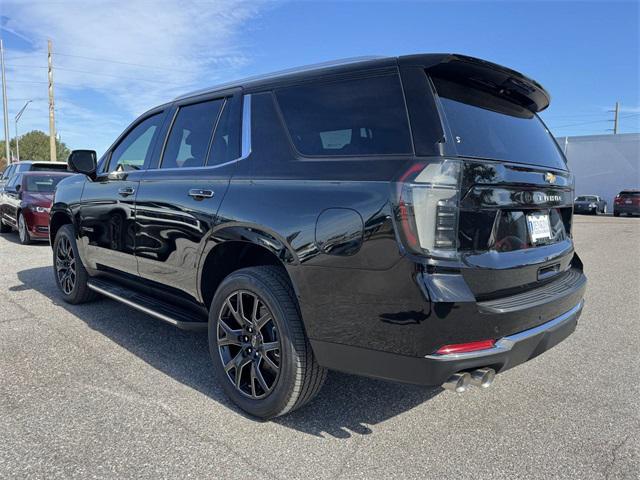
[275, 74, 412, 156]
[161, 99, 224, 169]
[1, 165, 15, 179]
[109, 113, 164, 172]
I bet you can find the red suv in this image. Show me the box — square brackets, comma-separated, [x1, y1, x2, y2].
[613, 190, 640, 217]
[0, 171, 73, 244]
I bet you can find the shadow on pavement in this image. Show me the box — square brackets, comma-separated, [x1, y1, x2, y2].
[16, 265, 441, 438]
[0, 231, 50, 246]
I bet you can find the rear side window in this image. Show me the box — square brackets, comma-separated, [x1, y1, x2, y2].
[162, 99, 224, 169]
[275, 74, 412, 156]
[432, 77, 567, 170]
[208, 100, 240, 166]
[24, 174, 68, 192]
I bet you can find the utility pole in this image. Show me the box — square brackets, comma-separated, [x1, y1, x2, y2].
[609, 101, 619, 135]
[1, 39, 10, 164]
[48, 39, 56, 161]
[15, 100, 32, 162]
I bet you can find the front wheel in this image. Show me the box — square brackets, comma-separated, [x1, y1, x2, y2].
[53, 224, 97, 304]
[208, 266, 327, 419]
[17, 212, 32, 245]
[0, 219, 10, 233]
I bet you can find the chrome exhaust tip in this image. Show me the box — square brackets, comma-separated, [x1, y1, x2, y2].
[469, 368, 496, 388]
[442, 372, 471, 393]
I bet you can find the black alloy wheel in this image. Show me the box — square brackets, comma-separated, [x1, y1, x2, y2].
[217, 290, 281, 399]
[209, 266, 327, 419]
[55, 235, 76, 295]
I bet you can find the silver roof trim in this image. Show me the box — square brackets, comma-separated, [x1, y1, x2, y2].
[175, 55, 387, 101]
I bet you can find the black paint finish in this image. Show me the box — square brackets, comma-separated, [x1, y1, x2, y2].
[49, 54, 586, 387]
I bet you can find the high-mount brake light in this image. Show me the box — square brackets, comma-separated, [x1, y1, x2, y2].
[394, 159, 462, 258]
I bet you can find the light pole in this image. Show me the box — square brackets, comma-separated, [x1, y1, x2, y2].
[15, 100, 32, 162]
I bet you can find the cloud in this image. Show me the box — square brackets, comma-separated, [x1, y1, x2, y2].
[1, 0, 274, 154]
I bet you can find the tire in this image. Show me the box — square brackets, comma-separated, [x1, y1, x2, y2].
[17, 212, 32, 245]
[0, 218, 10, 233]
[208, 265, 327, 419]
[53, 224, 97, 304]
[592, 208, 598, 216]
[614, 211, 620, 217]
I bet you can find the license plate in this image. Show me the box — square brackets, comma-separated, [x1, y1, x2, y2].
[526, 212, 551, 243]
[625, 200, 632, 204]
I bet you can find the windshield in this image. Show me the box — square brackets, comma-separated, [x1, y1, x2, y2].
[576, 196, 597, 201]
[432, 77, 567, 170]
[24, 174, 68, 193]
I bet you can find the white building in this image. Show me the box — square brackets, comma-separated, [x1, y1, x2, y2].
[556, 133, 640, 206]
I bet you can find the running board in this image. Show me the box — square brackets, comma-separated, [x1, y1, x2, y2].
[87, 278, 208, 331]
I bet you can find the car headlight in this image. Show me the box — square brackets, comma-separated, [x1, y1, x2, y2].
[589, 203, 597, 208]
[28, 205, 50, 213]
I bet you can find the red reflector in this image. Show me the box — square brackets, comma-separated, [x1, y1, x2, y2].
[435, 339, 495, 355]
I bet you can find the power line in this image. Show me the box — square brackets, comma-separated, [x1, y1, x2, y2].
[550, 113, 640, 130]
[54, 52, 176, 71]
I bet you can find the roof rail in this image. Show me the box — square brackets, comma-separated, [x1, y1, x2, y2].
[174, 55, 387, 100]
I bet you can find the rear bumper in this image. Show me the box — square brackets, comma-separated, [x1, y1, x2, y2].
[614, 204, 640, 214]
[312, 300, 583, 386]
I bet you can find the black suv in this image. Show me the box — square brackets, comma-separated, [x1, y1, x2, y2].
[50, 54, 586, 418]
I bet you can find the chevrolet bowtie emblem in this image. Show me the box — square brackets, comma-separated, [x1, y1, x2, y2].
[544, 172, 557, 184]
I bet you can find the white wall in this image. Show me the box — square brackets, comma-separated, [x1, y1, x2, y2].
[556, 133, 640, 206]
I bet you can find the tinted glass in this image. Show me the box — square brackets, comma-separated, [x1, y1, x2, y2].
[31, 163, 68, 172]
[1, 165, 15, 179]
[433, 77, 567, 170]
[7, 174, 22, 188]
[576, 196, 597, 201]
[162, 99, 223, 169]
[620, 191, 640, 197]
[24, 174, 68, 192]
[110, 113, 163, 171]
[208, 101, 240, 166]
[16, 163, 31, 173]
[276, 74, 412, 156]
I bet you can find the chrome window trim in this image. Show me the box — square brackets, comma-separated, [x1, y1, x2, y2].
[147, 94, 251, 172]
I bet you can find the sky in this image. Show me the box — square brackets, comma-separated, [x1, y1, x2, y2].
[1, 0, 639, 156]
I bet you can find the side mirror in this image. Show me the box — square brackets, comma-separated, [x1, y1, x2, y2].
[68, 150, 97, 177]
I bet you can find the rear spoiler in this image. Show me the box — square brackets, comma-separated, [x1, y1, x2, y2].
[399, 54, 550, 113]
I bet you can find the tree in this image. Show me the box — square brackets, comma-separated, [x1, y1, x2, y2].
[0, 130, 70, 168]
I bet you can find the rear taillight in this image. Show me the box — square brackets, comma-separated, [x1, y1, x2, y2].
[393, 159, 461, 258]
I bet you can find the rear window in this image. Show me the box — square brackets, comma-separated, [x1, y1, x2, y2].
[620, 191, 640, 197]
[24, 174, 68, 192]
[275, 74, 412, 156]
[31, 163, 68, 172]
[576, 196, 597, 201]
[432, 77, 566, 170]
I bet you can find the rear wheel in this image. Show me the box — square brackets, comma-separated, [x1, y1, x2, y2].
[17, 212, 32, 245]
[208, 266, 326, 419]
[53, 224, 97, 304]
[614, 211, 620, 217]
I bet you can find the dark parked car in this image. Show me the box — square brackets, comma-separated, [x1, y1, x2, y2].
[50, 54, 586, 418]
[0, 160, 68, 189]
[613, 190, 640, 216]
[574, 195, 607, 215]
[0, 171, 73, 244]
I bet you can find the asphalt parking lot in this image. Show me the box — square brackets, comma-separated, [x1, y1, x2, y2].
[0, 215, 638, 479]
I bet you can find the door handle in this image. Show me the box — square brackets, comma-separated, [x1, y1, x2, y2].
[118, 187, 136, 197]
[188, 189, 215, 199]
